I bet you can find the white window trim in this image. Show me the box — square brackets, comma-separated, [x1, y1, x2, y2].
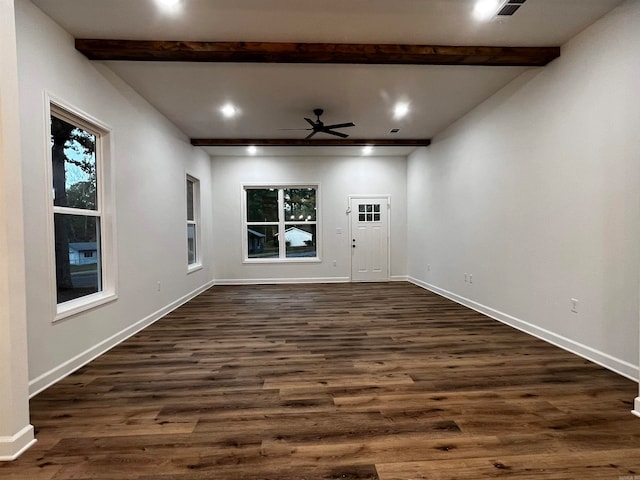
[241, 183, 321, 264]
[186, 173, 202, 273]
[45, 95, 117, 322]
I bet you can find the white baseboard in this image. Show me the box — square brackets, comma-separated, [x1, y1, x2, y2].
[408, 277, 639, 382]
[215, 276, 408, 285]
[214, 276, 350, 285]
[28, 280, 215, 397]
[390, 275, 408, 282]
[0, 425, 36, 461]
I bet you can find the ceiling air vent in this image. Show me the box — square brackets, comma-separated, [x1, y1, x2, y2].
[497, 0, 526, 16]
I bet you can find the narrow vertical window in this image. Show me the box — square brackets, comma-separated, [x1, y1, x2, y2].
[186, 175, 200, 268]
[50, 103, 114, 316]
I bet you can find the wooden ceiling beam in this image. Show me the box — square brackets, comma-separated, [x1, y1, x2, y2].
[190, 138, 432, 147]
[75, 39, 560, 66]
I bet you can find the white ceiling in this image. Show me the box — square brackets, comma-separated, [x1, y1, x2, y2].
[32, 0, 624, 156]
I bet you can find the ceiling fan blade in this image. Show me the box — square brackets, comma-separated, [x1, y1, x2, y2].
[305, 131, 317, 139]
[304, 118, 316, 127]
[323, 122, 355, 130]
[324, 129, 349, 138]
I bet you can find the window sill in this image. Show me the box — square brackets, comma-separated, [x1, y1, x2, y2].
[243, 257, 322, 265]
[187, 263, 203, 274]
[54, 291, 117, 323]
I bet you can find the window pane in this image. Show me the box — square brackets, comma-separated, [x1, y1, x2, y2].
[247, 189, 278, 222]
[51, 115, 97, 210]
[284, 188, 316, 221]
[187, 223, 196, 264]
[285, 224, 316, 258]
[247, 225, 279, 258]
[186, 179, 194, 221]
[54, 213, 101, 304]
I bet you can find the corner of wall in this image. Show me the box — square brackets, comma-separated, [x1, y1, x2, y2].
[0, 426, 37, 462]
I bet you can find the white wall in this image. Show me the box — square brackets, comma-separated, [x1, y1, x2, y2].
[211, 155, 407, 283]
[0, 0, 35, 460]
[408, 0, 640, 380]
[16, 0, 214, 395]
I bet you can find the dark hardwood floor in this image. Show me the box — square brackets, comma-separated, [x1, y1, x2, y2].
[2, 282, 640, 479]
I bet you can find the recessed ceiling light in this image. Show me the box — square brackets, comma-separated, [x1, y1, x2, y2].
[156, 0, 181, 11]
[247, 146, 257, 155]
[473, 0, 501, 20]
[220, 103, 238, 118]
[362, 146, 374, 156]
[393, 102, 410, 120]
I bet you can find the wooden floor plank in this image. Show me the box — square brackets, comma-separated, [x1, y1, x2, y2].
[1, 282, 639, 479]
[376, 448, 640, 479]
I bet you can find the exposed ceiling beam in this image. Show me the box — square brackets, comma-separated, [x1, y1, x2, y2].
[75, 40, 560, 66]
[190, 138, 432, 147]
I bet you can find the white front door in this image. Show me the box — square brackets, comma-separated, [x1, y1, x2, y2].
[350, 196, 389, 282]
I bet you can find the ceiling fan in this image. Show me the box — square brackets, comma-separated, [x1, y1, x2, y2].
[281, 109, 355, 139]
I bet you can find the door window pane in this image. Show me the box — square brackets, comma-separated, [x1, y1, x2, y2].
[247, 189, 279, 222]
[54, 213, 101, 303]
[247, 225, 280, 258]
[51, 115, 97, 210]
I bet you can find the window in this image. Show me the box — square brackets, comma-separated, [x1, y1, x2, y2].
[49, 102, 114, 318]
[244, 186, 318, 261]
[358, 203, 381, 222]
[186, 175, 201, 268]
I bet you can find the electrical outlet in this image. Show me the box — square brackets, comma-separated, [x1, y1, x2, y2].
[157, 281, 161, 292]
[571, 298, 578, 313]
[469, 273, 473, 284]
[332, 260, 337, 267]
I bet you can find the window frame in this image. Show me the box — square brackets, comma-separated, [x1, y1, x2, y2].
[186, 173, 202, 272]
[242, 183, 320, 263]
[46, 97, 117, 321]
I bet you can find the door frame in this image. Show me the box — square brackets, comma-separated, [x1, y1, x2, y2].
[348, 194, 391, 282]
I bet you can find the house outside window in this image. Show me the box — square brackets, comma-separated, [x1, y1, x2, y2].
[49, 101, 115, 319]
[243, 185, 318, 261]
[186, 175, 201, 269]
